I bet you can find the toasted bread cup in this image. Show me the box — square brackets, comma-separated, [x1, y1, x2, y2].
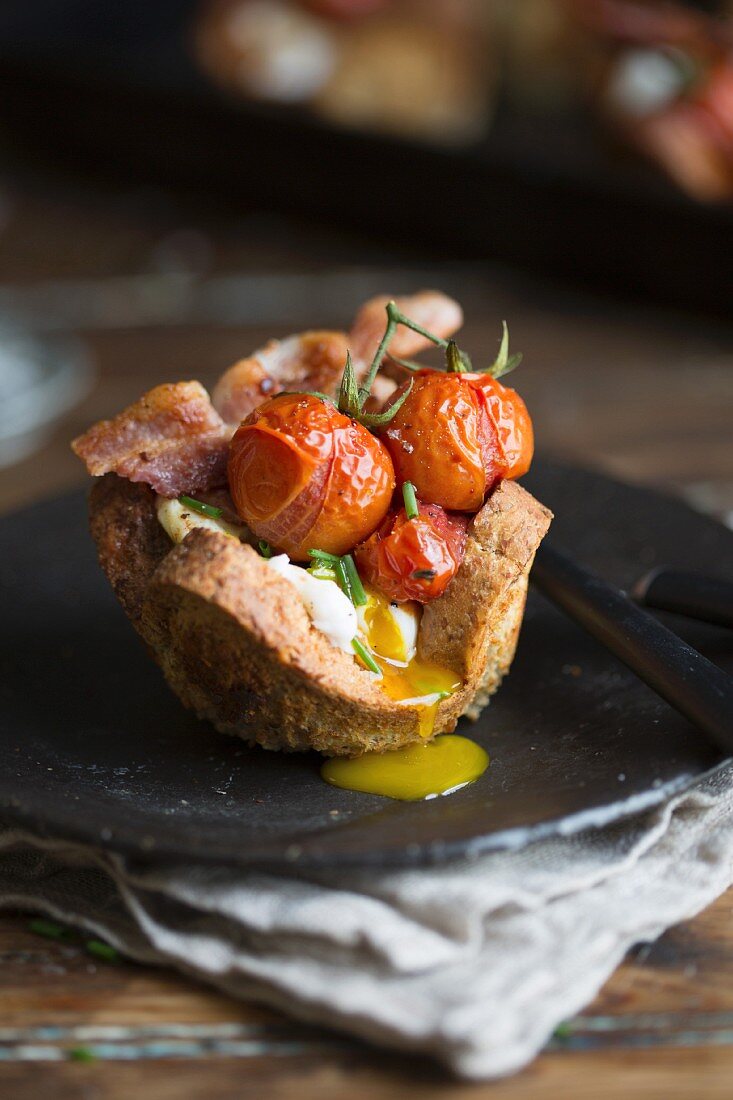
[89, 473, 551, 756]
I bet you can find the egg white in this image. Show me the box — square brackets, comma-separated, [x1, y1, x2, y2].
[267, 554, 357, 653]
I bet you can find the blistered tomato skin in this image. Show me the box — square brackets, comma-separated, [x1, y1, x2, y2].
[383, 369, 533, 511]
[473, 374, 534, 480]
[228, 393, 395, 560]
[355, 502, 469, 604]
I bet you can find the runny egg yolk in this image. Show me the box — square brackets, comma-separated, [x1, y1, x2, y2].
[321, 734, 489, 801]
[358, 585, 461, 739]
[359, 588, 415, 664]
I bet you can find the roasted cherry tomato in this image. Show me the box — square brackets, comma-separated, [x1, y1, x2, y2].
[228, 393, 395, 560]
[382, 369, 533, 512]
[355, 500, 469, 603]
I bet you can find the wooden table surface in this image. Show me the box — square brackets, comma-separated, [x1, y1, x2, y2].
[0, 179, 732, 1098]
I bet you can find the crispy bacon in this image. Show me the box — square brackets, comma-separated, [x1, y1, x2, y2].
[72, 381, 230, 497]
[349, 290, 463, 365]
[212, 355, 283, 424]
[212, 332, 349, 425]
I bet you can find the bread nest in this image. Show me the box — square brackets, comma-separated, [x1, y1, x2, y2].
[89, 473, 551, 756]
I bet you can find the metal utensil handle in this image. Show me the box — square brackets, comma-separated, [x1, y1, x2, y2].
[532, 544, 733, 754]
[633, 567, 733, 630]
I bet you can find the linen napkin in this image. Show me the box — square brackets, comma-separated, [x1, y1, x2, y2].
[1, 762, 732, 1079]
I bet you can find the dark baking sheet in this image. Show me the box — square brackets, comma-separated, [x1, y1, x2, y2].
[0, 459, 731, 869]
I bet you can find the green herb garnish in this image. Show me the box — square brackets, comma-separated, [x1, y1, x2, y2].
[86, 939, 119, 962]
[334, 557, 352, 603]
[342, 554, 367, 606]
[308, 548, 341, 564]
[29, 918, 71, 940]
[352, 637, 381, 675]
[68, 1047, 97, 1063]
[402, 481, 419, 519]
[309, 550, 367, 607]
[412, 568, 436, 580]
[178, 495, 223, 519]
[258, 540, 273, 559]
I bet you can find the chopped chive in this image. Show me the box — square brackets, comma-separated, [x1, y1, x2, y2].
[352, 636, 381, 675]
[68, 1047, 97, 1063]
[552, 1022, 573, 1041]
[412, 568, 436, 580]
[334, 557, 353, 603]
[308, 550, 366, 607]
[342, 554, 367, 606]
[258, 539, 273, 559]
[308, 548, 340, 563]
[402, 481, 419, 519]
[29, 918, 70, 940]
[86, 939, 119, 962]
[178, 495, 223, 519]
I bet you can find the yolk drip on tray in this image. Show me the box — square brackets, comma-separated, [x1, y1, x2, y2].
[321, 735, 489, 801]
[359, 585, 461, 739]
[321, 586, 488, 802]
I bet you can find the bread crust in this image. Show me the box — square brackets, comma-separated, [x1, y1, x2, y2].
[88, 474, 551, 755]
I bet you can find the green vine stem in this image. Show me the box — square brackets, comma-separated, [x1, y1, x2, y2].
[333, 301, 522, 431]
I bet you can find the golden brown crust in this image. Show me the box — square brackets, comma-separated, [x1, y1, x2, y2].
[88, 474, 551, 755]
[89, 475, 171, 628]
[419, 480, 553, 682]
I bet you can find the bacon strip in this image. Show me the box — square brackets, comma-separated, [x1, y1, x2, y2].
[213, 332, 349, 425]
[72, 381, 230, 497]
[212, 355, 283, 425]
[349, 290, 463, 365]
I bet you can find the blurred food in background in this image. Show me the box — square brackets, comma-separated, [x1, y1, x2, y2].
[0, 0, 727, 503]
[572, 0, 733, 202]
[192, 0, 733, 201]
[193, 0, 496, 143]
[0, 0, 731, 330]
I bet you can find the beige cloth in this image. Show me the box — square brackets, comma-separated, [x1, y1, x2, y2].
[1, 763, 732, 1079]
